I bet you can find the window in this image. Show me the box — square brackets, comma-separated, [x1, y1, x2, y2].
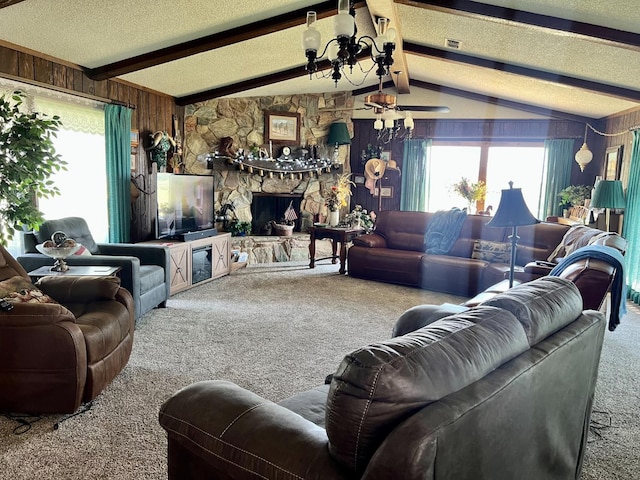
[0, 79, 108, 256]
[427, 143, 545, 216]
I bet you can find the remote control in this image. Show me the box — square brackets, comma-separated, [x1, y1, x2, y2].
[0, 299, 14, 311]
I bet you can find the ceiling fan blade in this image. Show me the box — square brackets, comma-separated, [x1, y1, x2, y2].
[319, 106, 369, 112]
[398, 105, 451, 113]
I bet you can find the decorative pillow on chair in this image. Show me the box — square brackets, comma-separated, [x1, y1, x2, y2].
[471, 240, 511, 263]
[73, 244, 92, 256]
[0, 276, 58, 304]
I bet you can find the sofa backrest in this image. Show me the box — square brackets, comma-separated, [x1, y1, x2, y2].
[325, 276, 584, 475]
[326, 306, 529, 474]
[374, 211, 570, 265]
[372, 210, 432, 251]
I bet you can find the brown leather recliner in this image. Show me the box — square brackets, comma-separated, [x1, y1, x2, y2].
[0, 244, 134, 414]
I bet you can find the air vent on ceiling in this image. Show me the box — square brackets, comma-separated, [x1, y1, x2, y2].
[445, 38, 462, 50]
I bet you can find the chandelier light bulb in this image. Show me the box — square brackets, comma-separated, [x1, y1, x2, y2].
[334, 10, 354, 37]
[574, 124, 593, 172]
[302, 12, 321, 52]
[374, 115, 383, 131]
[403, 112, 414, 130]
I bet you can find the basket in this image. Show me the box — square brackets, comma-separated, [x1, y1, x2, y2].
[272, 223, 294, 236]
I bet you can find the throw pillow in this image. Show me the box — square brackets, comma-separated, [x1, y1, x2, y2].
[0, 276, 59, 304]
[73, 244, 92, 256]
[471, 240, 511, 263]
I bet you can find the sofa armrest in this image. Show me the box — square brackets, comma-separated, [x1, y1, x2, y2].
[523, 261, 555, 276]
[159, 380, 348, 480]
[352, 233, 387, 248]
[97, 243, 169, 269]
[0, 302, 76, 327]
[36, 275, 121, 303]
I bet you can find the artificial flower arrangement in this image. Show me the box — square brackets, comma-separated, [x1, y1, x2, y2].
[451, 177, 486, 209]
[324, 173, 354, 211]
[343, 205, 376, 232]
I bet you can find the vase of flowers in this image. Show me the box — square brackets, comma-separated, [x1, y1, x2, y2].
[451, 177, 486, 213]
[344, 205, 376, 232]
[323, 173, 354, 225]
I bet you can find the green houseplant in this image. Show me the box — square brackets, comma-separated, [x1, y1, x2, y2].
[557, 185, 591, 210]
[0, 91, 65, 245]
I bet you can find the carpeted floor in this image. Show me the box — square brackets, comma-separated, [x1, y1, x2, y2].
[0, 261, 638, 479]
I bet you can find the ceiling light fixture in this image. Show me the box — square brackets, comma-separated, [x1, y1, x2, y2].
[303, 0, 396, 87]
[374, 110, 413, 144]
[574, 123, 593, 172]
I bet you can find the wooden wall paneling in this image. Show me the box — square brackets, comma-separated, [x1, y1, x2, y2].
[33, 57, 52, 84]
[0, 46, 18, 74]
[52, 62, 66, 88]
[17, 51, 33, 79]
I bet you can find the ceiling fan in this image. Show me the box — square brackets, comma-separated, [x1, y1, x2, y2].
[321, 75, 450, 114]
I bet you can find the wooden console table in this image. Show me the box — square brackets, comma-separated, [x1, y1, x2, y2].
[308, 226, 364, 274]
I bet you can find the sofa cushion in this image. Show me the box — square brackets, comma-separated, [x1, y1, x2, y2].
[139, 265, 166, 295]
[36, 275, 121, 303]
[480, 276, 583, 345]
[325, 306, 529, 474]
[471, 239, 511, 263]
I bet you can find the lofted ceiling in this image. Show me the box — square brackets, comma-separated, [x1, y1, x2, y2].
[1, 0, 640, 123]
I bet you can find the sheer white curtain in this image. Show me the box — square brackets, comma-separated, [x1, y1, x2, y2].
[0, 78, 108, 256]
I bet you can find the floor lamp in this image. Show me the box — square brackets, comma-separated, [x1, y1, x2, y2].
[590, 180, 626, 232]
[487, 182, 540, 288]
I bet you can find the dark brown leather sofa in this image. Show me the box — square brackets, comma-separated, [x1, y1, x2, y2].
[0, 244, 134, 414]
[348, 210, 570, 296]
[159, 277, 605, 479]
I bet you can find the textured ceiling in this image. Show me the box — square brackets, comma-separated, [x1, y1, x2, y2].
[0, 0, 639, 121]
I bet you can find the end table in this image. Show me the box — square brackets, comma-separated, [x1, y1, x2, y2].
[308, 226, 364, 274]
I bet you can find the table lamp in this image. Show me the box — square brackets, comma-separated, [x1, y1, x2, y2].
[327, 121, 351, 166]
[487, 181, 540, 287]
[590, 179, 626, 232]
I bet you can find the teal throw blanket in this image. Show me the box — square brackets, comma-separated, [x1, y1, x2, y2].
[550, 244, 626, 331]
[424, 208, 468, 255]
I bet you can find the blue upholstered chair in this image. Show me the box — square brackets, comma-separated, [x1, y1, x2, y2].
[18, 217, 170, 322]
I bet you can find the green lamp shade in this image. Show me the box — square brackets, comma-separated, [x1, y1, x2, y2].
[591, 180, 626, 209]
[327, 121, 351, 146]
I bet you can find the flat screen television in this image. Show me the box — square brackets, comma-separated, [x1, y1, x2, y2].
[156, 173, 215, 239]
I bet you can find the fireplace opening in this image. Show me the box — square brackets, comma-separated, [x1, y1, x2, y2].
[251, 193, 302, 234]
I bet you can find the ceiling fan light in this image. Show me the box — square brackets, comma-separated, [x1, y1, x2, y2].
[384, 117, 395, 129]
[373, 118, 383, 130]
[404, 112, 414, 130]
[575, 143, 593, 172]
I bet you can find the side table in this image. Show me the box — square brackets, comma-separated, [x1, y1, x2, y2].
[309, 226, 364, 274]
[28, 265, 122, 279]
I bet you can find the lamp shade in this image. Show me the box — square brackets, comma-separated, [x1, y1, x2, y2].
[327, 121, 351, 146]
[590, 180, 626, 209]
[487, 182, 539, 227]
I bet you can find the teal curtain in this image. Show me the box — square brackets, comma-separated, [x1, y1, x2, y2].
[400, 139, 431, 211]
[105, 104, 132, 243]
[539, 139, 574, 219]
[623, 130, 640, 305]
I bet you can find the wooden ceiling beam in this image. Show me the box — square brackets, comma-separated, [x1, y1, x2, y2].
[396, 0, 640, 51]
[404, 42, 640, 102]
[408, 79, 597, 123]
[0, 0, 26, 8]
[86, 1, 367, 81]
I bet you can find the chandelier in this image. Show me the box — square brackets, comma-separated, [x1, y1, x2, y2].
[302, 0, 396, 86]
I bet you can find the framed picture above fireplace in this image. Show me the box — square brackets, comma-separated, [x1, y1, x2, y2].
[264, 111, 300, 145]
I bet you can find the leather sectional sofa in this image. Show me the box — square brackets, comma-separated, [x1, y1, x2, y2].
[159, 277, 605, 479]
[348, 210, 596, 297]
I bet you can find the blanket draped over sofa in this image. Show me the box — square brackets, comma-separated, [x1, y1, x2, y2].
[423, 208, 467, 254]
[551, 244, 626, 330]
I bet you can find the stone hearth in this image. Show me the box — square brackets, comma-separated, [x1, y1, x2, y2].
[230, 234, 334, 265]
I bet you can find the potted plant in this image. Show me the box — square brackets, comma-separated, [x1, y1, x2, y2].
[557, 185, 591, 216]
[0, 91, 65, 246]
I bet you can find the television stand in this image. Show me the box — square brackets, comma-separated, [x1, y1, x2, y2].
[140, 232, 230, 295]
